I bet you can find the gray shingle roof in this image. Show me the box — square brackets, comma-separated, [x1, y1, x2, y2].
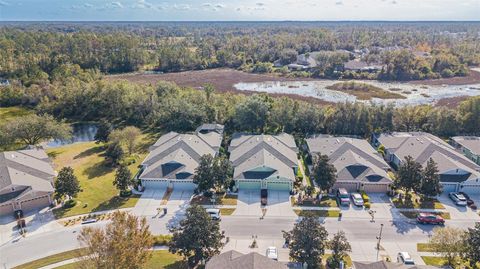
[229, 133, 298, 182]
[306, 136, 392, 183]
[377, 132, 480, 181]
[0, 149, 55, 194]
[452, 136, 480, 156]
[206, 251, 288, 269]
[139, 125, 223, 180]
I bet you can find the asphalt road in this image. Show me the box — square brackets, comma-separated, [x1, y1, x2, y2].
[1, 215, 477, 268]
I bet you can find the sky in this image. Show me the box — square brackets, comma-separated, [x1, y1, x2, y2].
[0, 0, 479, 21]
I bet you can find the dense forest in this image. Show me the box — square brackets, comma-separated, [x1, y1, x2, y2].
[1, 22, 480, 146]
[1, 22, 479, 84]
[1, 63, 479, 140]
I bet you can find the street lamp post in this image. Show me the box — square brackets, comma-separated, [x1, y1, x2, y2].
[376, 223, 384, 261]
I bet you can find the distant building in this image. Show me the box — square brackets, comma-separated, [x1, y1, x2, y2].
[138, 124, 224, 190]
[306, 135, 393, 192]
[206, 250, 289, 269]
[229, 133, 298, 192]
[344, 60, 384, 72]
[451, 136, 480, 165]
[0, 149, 56, 216]
[373, 132, 480, 194]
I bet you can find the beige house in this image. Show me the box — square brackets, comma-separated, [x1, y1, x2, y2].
[0, 149, 56, 216]
[306, 135, 393, 193]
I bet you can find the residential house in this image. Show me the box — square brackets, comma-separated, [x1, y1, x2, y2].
[0, 78, 10, 86]
[228, 133, 298, 192]
[373, 132, 480, 194]
[0, 149, 56, 216]
[451, 136, 480, 165]
[206, 250, 289, 269]
[138, 124, 224, 190]
[306, 135, 393, 192]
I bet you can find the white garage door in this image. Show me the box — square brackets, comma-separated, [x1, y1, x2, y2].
[334, 182, 358, 192]
[267, 181, 291, 191]
[441, 182, 458, 193]
[171, 180, 197, 191]
[142, 179, 168, 189]
[460, 184, 480, 195]
[363, 183, 390, 193]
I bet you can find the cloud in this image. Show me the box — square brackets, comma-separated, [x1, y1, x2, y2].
[335, 1, 343, 5]
[174, 4, 191, 10]
[391, 0, 397, 4]
[132, 0, 153, 9]
[202, 3, 226, 11]
[0, 0, 9, 6]
[84, 3, 93, 8]
[110, 1, 124, 9]
[256, 2, 265, 6]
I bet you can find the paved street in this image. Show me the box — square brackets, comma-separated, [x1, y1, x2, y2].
[2, 192, 480, 268]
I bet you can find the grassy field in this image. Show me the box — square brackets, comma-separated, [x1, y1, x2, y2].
[52, 250, 186, 269]
[190, 194, 238, 206]
[294, 209, 341, 217]
[12, 248, 86, 269]
[326, 81, 406, 100]
[48, 141, 146, 218]
[0, 106, 32, 121]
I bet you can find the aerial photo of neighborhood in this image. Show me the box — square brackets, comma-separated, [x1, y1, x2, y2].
[1, 1, 480, 269]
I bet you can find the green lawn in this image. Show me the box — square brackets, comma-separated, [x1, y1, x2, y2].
[0, 106, 32, 122]
[392, 194, 445, 209]
[399, 211, 451, 220]
[417, 243, 436, 252]
[220, 208, 236, 215]
[421, 256, 447, 267]
[54, 250, 186, 269]
[291, 196, 338, 208]
[48, 141, 145, 218]
[294, 209, 341, 217]
[12, 248, 86, 269]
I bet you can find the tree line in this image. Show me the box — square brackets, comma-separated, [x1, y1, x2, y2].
[1, 22, 479, 83]
[1, 77, 480, 152]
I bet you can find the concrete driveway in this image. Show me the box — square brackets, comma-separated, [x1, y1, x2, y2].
[235, 189, 261, 216]
[131, 188, 166, 217]
[146, 188, 193, 234]
[437, 193, 480, 221]
[264, 191, 295, 217]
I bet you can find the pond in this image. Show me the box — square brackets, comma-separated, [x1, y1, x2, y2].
[234, 80, 480, 106]
[46, 123, 98, 148]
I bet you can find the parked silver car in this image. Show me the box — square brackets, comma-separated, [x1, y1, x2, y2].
[350, 193, 364, 206]
[397, 252, 415, 265]
[449, 192, 468, 206]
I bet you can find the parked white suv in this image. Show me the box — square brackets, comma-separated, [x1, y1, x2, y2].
[206, 208, 221, 220]
[449, 192, 467, 206]
[397, 252, 415, 265]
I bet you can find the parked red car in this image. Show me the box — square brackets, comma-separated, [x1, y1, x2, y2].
[417, 213, 445, 225]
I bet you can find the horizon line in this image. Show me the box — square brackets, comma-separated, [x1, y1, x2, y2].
[1, 20, 480, 23]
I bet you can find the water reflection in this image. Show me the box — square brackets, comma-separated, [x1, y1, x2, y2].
[47, 123, 98, 148]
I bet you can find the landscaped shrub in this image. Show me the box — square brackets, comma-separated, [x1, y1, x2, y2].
[360, 191, 370, 203]
[63, 199, 77, 209]
[364, 202, 371, 209]
[153, 234, 172, 246]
